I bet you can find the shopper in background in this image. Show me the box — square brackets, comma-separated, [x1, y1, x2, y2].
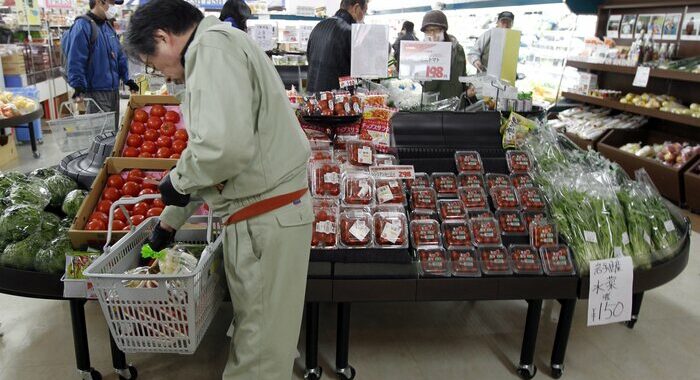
[420, 10, 467, 100]
[125, 0, 312, 379]
[392, 21, 418, 68]
[468, 11, 514, 72]
[219, 0, 251, 32]
[62, 0, 138, 127]
[306, 0, 368, 92]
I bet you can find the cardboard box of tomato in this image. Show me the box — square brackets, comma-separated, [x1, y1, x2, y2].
[113, 95, 188, 163]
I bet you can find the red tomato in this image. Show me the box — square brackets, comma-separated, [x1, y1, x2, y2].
[138, 152, 153, 158]
[164, 110, 180, 123]
[156, 136, 172, 148]
[127, 134, 143, 148]
[123, 147, 139, 157]
[122, 181, 141, 197]
[130, 215, 146, 226]
[138, 141, 156, 154]
[130, 121, 146, 134]
[90, 211, 109, 224]
[171, 139, 187, 154]
[147, 207, 163, 217]
[112, 220, 127, 231]
[147, 116, 163, 130]
[102, 187, 121, 201]
[173, 129, 188, 142]
[114, 208, 128, 222]
[129, 169, 145, 178]
[143, 129, 159, 142]
[150, 105, 166, 117]
[106, 175, 124, 188]
[132, 202, 149, 216]
[133, 109, 148, 123]
[96, 200, 113, 214]
[86, 219, 106, 231]
[169, 154, 181, 159]
[122, 225, 132, 231]
[139, 188, 156, 197]
[160, 122, 176, 137]
[157, 147, 172, 158]
[153, 198, 165, 208]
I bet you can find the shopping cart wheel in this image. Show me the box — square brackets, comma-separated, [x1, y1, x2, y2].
[116, 366, 137, 380]
[303, 366, 322, 380]
[551, 367, 563, 379]
[516, 364, 537, 379]
[88, 368, 102, 380]
[33, 151, 40, 159]
[336, 366, 355, 380]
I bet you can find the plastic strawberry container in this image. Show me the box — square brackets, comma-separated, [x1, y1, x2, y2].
[311, 161, 341, 199]
[375, 154, 398, 166]
[310, 149, 333, 162]
[449, 248, 481, 277]
[341, 172, 375, 207]
[509, 245, 543, 275]
[517, 187, 547, 212]
[468, 210, 494, 220]
[410, 209, 438, 222]
[490, 186, 520, 210]
[410, 219, 442, 247]
[458, 186, 489, 211]
[506, 150, 532, 173]
[470, 217, 502, 246]
[455, 151, 483, 173]
[312, 207, 338, 249]
[406, 172, 431, 191]
[432, 173, 458, 197]
[410, 187, 438, 211]
[339, 211, 374, 248]
[437, 199, 466, 221]
[346, 139, 375, 166]
[530, 218, 558, 249]
[485, 173, 510, 190]
[441, 220, 472, 248]
[496, 210, 527, 236]
[510, 173, 535, 189]
[523, 211, 549, 230]
[540, 245, 576, 276]
[478, 246, 512, 275]
[458, 173, 485, 189]
[373, 211, 409, 248]
[375, 178, 406, 206]
[417, 246, 450, 277]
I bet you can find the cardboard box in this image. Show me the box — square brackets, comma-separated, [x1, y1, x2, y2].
[3, 62, 27, 75]
[0, 133, 18, 168]
[564, 130, 610, 151]
[598, 129, 699, 204]
[684, 161, 700, 212]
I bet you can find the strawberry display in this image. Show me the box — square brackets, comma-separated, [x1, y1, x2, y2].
[410, 187, 437, 211]
[506, 151, 531, 173]
[342, 173, 375, 206]
[310, 149, 333, 162]
[375, 179, 406, 205]
[485, 173, 510, 190]
[530, 219, 558, 248]
[468, 210, 494, 220]
[479, 246, 512, 275]
[517, 187, 546, 211]
[441, 221, 472, 247]
[346, 139, 375, 166]
[455, 151, 483, 173]
[458, 173, 485, 189]
[410, 210, 438, 222]
[406, 173, 431, 191]
[449, 248, 481, 277]
[471, 218, 502, 246]
[490, 186, 520, 210]
[540, 245, 576, 276]
[509, 245, 543, 275]
[373, 212, 408, 247]
[510, 173, 535, 189]
[375, 154, 398, 166]
[432, 173, 458, 197]
[312, 207, 337, 248]
[410, 220, 441, 246]
[497, 210, 527, 235]
[122, 105, 187, 159]
[438, 199, 466, 221]
[524, 211, 549, 229]
[339, 211, 373, 247]
[311, 162, 341, 198]
[418, 247, 449, 276]
[458, 187, 488, 210]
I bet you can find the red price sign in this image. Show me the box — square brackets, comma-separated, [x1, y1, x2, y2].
[425, 66, 445, 79]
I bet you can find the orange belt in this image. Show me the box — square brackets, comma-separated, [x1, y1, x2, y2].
[224, 188, 308, 226]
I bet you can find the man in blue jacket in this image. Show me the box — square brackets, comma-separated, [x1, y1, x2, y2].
[63, 0, 137, 128]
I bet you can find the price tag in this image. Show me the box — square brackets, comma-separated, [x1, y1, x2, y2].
[664, 220, 676, 232]
[316, 221, 336, 234]
[588, 257, 633, 326]
[357, 180, 371, 198]
[377, 185, 394, 204]
[399, 41, 452, 82]
[339, 76, 358, 89]
[349, 220, 370, 241]
[622, 232, 630, 246]
[369, 165, 416, 180]
[323, 172, 340, 184]
[359, 147, 373, 165]
[389, 180, 400, 188]
[381, 222, 403, 244]
[633, 66, 651, 88]
[584, 230, 598, 243]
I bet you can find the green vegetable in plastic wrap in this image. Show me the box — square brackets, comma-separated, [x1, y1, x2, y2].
[44, 174, 78, 208]
[30, 167, 60, 180]
[34, 234, 71, 274]
[617, 183, 653, 270]
[0, 204, 43, 242]
[0, 234, 44, 271]
[5, 181, 50, 209]
[501, 112, 538, 149]
[62, 189, 87, 218]
[0, 171, 28, 195]
[39, 212, 62, 241]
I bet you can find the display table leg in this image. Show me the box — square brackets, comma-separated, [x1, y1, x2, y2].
[110, 332, 136, 379]
[626, 292, 644, 329]
[550, 299, 576, 379]
[26, 123, 39, 158]
[517, 299, 542, 379]
[303, 302, 322, 380]
[69, 299, 100, 380]
[335, 303, 355, 380]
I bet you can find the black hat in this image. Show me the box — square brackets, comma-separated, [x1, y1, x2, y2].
[498, 11, 514, 22]
[421, 10, 448, 32]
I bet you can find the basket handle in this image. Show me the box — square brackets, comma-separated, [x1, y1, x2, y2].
[60, 98, 106, 117]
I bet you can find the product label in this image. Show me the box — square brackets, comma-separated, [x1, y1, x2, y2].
[381, 222, 403, 244]
[316, 221, 336, 234]
[622, 232, 630, 246]
[458, 154, 481, 172]
[377, 185, 394, 204]
[357, 180, 371, 198]
[460, 175, 482, 188]
[389, 180, 400, 188]
[359, 146, 373, 164]
[664, 220, 676, 233]
[441, 202, 463, 218]
[584, 230, 598, 243]
[324, 172, 340, 184]
[349, 220, 370, 241]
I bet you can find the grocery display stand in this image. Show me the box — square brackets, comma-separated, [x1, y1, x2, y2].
[0, 108, 44, 158]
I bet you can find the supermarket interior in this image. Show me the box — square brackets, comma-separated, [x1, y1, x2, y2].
[0, 0, 699, 379]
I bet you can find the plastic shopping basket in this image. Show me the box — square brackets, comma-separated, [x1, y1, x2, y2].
[48, 99, 115, 153]
[83, 195, 225, 354]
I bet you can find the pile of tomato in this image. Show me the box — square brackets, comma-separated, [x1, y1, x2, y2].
[122, 105, 188, 159]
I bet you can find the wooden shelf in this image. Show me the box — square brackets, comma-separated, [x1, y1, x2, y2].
[562, 92, 700, 128]
[566, 60, 700, 84]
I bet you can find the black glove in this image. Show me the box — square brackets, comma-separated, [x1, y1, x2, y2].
[159, 172, 191, 207]
[72, 87, 84, 99]
[148, 221, 176, 252]
[125, 79, 139, 93]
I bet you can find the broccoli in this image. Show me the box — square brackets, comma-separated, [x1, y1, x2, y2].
[0, 234, 44, 271]
[30, 167, 60, 180]
[34, 234, 71, 274]
[0, 204, 43, 242]
[62, 189, 88, 218]
[5, 181, 50, 209]
[44, 174, 78, 208]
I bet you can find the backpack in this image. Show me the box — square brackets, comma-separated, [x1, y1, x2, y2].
[60, 15, 100, 84]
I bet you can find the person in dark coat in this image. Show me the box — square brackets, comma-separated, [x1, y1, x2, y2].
[306, 0, 367, 92]
[219, 0, 251, 32]
[392, 21, 418, 68]
[420, 10, 467, 100]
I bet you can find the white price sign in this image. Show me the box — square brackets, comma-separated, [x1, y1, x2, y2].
[350, 24, 390, 79]
[369, 165, 416, 180]
[633, 66, 651, 88]
[399, 41, 452, 81]
[588, 257, 633, 326]
[248, 24, 276, 52]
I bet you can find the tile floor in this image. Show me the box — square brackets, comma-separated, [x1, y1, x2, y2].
[0, 115, 698, 379]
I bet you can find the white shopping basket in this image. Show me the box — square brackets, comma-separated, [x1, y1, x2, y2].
[83, 195, 225, 354]
[48, 99, 115, 153]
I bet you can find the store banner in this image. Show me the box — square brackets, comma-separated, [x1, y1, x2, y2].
[350, 24, 390, 79]
[587, 256, 633, 326]
[45, 0, 72, 9]
[399, 41, 452, 82]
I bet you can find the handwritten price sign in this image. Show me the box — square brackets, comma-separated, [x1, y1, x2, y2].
[399, 41, 452, 82]
[587, 256, 633, 326]
[425, 66, 445, 79]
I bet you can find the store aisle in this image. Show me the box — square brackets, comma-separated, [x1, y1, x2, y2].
[0, 233, 698, 380]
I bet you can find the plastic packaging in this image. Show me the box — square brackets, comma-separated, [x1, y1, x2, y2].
[506, 150, 532, 173]
[310, 149, 333, 162]
[530, 218, 558, 248]
[449, 248, 481, 277]
[496, 210, 527, 236]
[375, 154, 398, 166]
[479, 246, 512, 275]
[468, 210, 495, 220]
[458, 186, 489, 211]
[441, 220, 472, 248]
[485, 173, 511, 190]
[410, 209, 438, 222]
[417, 246, 450, 277]
[540, 245, 576, 276]
[510, 173, 535, 189]
[437, 199, 466, 221]
[373, 212, 409, 248]
[334, 151, 348, 165]
[406, 172, 431, 191]
[339, 211, 374, 248]
[375, 178, 406, 205]
[410, 187, 438, 211]
[455, 151, 483, 173]
[490, 186, 520, 210]
[509, 245, 543, 275]
[312, 207, 338, 249]
[471, 217, 502, 246]
[432, 173, 458, 197]
[346, 139, 375, 166]
[458, 173, 485, 189]
[313, 198, 339, 209]
[410, 219, 442, 247]
[523, 211, 549, 229]
[517, 187, 547, 211]
[311, 161, 341, 198]
[341, 172, 375, 207]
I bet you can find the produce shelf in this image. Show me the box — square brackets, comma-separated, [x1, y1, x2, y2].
[566, 60, 700, 84]
[562, 92, 700, 128]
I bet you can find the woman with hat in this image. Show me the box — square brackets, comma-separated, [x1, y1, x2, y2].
[420, 10, 467, 101]
[468, 11, 515, 72]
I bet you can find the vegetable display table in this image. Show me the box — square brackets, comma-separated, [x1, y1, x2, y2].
[0, 108, 44, 158]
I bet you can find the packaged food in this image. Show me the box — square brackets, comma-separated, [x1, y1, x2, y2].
[506, 150, 532, 173]
[540, 245, 576, 276]
[449, 248, 481, 277]
[341, 172, 375, 207]
[458, 186, 488, 211]
[431, 173, 458, 197]
[406, 172, 431, 191]
[410, 210, 438, 222]
[312, 207, 337, 249]
[496, 210, 527, 236]
[530, 219, 558, 248]
[479, 246, 512, 275]
[509, 245, 543, 275]
[410, 187, 437, 211]
[346, 139, 375, 166]
[339, 211, 373, 248]
[455, 151, 483, 173]
[417, 246, 450, 277]
[373, 212, 409, 248]
[471, 218, 502, 246]
[334, 151, 349, 165]
[311, 161, 341, 198]
[310, 149, 333, 162]
[458, 173, 485, 189]
[469, 210, 494, 220]
[375, 179, 406, 205]
[410, 219, 442, 247]
[490, 186, 520, 210]
[524, 211, 549, 229]
[313, 198, 339, 208]
[485, 173, 510, 190]
[510, 173, 535, 189]
[517, 187, 546, 211]
[441, 220, 472, 247]
[438, 199, 466, 221]
[375, 154, 398, 166]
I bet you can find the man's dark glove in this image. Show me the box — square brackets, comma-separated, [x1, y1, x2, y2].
[72, 87, 85, 99]
[159, 173, 191, 207]
[125, 79, 139, 93]
[148, 221, 176, 252]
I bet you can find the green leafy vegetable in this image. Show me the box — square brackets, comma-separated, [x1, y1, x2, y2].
[62, 189, 87, 218]
[0, 205, 43, 242]
[43, 174, 78, 208]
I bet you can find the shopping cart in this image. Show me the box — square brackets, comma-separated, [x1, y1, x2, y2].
[83, 195, 225, 355]
[48, 99, 116, 153]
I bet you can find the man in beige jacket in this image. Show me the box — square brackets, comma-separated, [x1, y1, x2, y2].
[125, 1, 312, 378]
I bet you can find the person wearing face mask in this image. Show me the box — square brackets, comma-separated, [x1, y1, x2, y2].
[306, 0, 367, 92]
[62, 0, 138, 128]
[124, 0, 313, 379]
[468, 11, 515, 72]
[392, 21, 418, 68]
[420, 10, 467, 101]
